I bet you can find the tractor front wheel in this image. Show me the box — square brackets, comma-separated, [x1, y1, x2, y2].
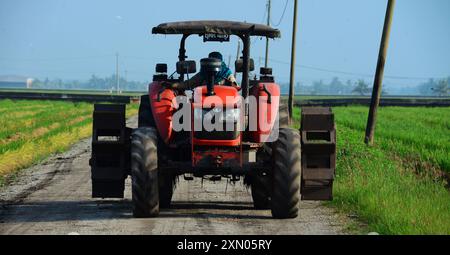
[271, 128, 301, 218]
[131, 127, 159, 217]
[159, 172, 175, 208]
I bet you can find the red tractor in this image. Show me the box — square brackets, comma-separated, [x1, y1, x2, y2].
[90, 21, 336, 219]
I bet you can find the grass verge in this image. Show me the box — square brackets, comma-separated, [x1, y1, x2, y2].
[292, 106, 450, 234]
[0, 99, 138, 187]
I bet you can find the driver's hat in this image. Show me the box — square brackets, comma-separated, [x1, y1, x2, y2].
[208, 51, 223, 61]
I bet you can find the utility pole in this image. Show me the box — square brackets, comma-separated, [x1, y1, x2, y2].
[264, 0, 271, 68]
[288, 0, 298, 123]
[125, 69, 128, 91]
[365, 0, 395, 145]
[116, 52, 120, 94]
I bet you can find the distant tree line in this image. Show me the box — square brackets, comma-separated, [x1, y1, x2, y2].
[280, 77, 387, 96]
[280, 76, 449, 97]
[30, 74, 449, 97]
[417, 78, 450, 96]
[32, 74, 149, 91]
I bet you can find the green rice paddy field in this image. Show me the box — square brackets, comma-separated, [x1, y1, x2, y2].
[0, 99, 138, 186]
[0, 98, 449, 234]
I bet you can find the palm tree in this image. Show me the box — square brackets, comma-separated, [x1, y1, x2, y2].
[431, 78, 449, 97]
[352, 79, 371, 96]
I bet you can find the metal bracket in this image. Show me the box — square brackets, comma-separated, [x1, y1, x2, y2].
[262, 84, 272, 104]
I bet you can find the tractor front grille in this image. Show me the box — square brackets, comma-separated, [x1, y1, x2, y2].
[194, 126, 239, 140]
[193, 108, 240, 140]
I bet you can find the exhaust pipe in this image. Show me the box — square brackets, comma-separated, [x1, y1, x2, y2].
[200, 58, 222, 96]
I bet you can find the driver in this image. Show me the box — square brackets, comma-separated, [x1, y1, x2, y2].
[170, 51, 240, 90]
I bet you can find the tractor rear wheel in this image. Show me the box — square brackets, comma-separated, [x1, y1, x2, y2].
[138, 95, 156, 128]
[131, 127, 159, 217]
[271, 128, 301, 218]
[251, 172, 271, 209]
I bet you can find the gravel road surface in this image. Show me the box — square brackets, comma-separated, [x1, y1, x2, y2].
[0, 117, 349, 235]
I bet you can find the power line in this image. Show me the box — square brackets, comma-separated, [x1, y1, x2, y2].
[260, 3, 268, 23]
[121, 55, 157, 61]
[266, 57, 373, 76]
[0, 65, 153, 78]
[250, 4, 269, 45]
[271, 0, 289, 27]
[0, 55, 440, 82]
[263, 57, 434, 80]
[116, 52, 120, 94]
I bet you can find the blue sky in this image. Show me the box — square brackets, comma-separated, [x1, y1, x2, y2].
[0, 0, 449, 88]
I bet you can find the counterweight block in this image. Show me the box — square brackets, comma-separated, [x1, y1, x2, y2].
[300, 107, 336, 200]
[90, 104, 131, 198]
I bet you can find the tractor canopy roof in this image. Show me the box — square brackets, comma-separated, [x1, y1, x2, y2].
[152, 20, 281, 38]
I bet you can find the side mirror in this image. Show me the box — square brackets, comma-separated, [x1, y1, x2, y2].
[176, 60, 196, 74]
[235, 58, 255, 73]
[153, 63, 168, 81]
[155, 63, 167, 73]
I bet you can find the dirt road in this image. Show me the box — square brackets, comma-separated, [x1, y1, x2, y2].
[0, 117, 349, 235]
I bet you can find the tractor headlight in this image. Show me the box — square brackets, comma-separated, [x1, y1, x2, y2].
[194, 108, 240, 123]
[220, 108, 240, 123]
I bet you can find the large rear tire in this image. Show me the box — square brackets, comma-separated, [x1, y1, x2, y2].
[131, 127, 159, 217]
[251, 172, 271, 209]
[271, 128, 301, 219]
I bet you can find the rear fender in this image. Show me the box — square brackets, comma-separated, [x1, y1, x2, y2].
[148, 82, 176, 144]
[248, 82, 280, 143]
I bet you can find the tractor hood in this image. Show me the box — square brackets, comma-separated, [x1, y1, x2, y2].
[193, 85, 241, 108]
